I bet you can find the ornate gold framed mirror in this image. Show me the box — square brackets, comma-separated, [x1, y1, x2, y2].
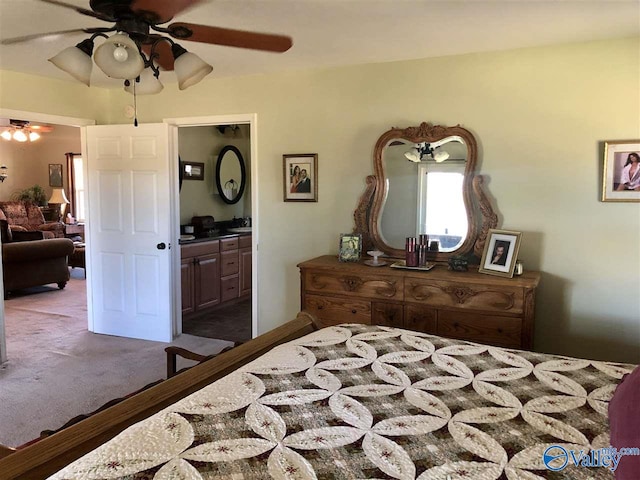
[354, 122, 497, 262]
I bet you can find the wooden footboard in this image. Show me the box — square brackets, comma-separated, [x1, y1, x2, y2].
[0, 312, 318, 480]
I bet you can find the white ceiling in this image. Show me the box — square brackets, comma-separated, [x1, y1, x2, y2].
[0, 0, 638, 88]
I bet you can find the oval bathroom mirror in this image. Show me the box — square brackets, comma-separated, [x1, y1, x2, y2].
[215, 145, 246, 204]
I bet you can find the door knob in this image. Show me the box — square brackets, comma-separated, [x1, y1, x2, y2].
[157, 242, 166, 250]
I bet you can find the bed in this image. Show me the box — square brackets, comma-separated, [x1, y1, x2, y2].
[0, 313, 635, 479]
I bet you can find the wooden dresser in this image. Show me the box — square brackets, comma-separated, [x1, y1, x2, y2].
[298, 255, 540, 350]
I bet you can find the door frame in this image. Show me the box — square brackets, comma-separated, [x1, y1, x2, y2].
[0, 108, 95, 363]
[163, 114, 258, 339]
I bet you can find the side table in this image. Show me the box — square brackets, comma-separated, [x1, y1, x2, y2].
[65, 223, 85, 241]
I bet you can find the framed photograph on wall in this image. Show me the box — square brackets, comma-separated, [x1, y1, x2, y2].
[49, 163, 63, 187]
[283, 153, 318, 202]
[182, 161, 204, 181]
[338, 233, 362, 262]
[602, 140, 640, 202]
[479, 229, 522, 278]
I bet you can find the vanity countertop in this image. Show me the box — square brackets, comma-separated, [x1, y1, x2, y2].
[179, 231, 250, 245]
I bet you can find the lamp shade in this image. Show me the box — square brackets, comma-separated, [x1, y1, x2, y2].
[49, 188, 70, 205]
[48, 39, 94, 86]
[172, 44, 212, 90]
[94, 33, 145, 80]
[125, 67, 164, 95]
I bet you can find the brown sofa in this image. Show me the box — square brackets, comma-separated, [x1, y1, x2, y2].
[0, 201, 65, 239]
[1, 221, 74, 297]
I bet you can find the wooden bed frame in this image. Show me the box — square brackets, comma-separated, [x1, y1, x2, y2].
[0, 312, 318, 480]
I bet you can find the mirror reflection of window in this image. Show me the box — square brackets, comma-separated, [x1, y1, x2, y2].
[417, 162, 467, 252]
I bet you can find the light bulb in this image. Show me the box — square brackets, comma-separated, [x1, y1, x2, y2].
[29, 131, 40, 141]
[113, 45, 129, 63]
[1, 131, 11, 141]
[13, 130, 28, 142]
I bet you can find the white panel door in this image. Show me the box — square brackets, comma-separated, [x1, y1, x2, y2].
[85, 123, 173, 342]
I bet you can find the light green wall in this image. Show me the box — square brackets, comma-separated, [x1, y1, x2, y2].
[1, 37, 638, 363]
[0, 70, 110, 123]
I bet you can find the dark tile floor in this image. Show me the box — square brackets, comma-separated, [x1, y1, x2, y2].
[182, 298, 252, 343]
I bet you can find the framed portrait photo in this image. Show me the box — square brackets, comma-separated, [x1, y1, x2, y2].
[48, 163, 63, 187]
[479, 229, 522, 278]
[283, 153, 318, 202]
[338, 233, 362, 262]
[182, 161, 204, 181]
[602, 140, 640, 202]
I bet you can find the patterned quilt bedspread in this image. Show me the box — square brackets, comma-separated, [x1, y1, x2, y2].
[49, 324, 635, 479]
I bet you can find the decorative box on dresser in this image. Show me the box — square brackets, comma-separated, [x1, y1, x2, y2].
[299, 255, 540, 350]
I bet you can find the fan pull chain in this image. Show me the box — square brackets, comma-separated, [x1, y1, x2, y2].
[133, 81, 138, 127]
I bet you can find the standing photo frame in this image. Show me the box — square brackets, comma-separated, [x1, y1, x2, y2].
[602, 140, 640, 202]
[48, 163, 63, 187]
[479, 229, 522, 278]
[338, 233, 362, 262]
[283, 153, 318, 202]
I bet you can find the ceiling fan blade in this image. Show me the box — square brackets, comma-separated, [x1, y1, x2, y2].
[0, 28, 108, 45]
[132, 0, 204, 23]
[142, 40, 175, 71]
[29, 125, 54, 133]
[168, 22, 293, 53]
[38, 0, 113, 21]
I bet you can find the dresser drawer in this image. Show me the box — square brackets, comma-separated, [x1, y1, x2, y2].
[221, 251, 239, 276]
[305, 294, 371, 326]
[220, 237, 239, 252]
[406, 279, 523, 314]
[181, 240, 219, 259]
[303, 270, 403, 301]
[437, 311, 522, 348]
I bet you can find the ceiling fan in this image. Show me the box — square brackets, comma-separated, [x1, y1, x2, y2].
[0, 119, 53, 142]
[1, 0, 293, 92]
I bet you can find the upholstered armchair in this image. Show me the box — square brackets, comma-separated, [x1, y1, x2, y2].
[0, 201, 65, 239]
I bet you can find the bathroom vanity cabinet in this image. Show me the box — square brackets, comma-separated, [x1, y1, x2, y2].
[181, 234, 252, 319]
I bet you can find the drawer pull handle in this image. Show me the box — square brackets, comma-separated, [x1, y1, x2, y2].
[351, 309, 357, 314]
[318, 306, 324, 310]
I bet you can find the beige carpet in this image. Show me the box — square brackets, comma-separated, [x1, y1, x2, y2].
[0, 270, 233, 448]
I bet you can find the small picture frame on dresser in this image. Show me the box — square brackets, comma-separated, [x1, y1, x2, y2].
[479, 229, 522, 278]
[338, 233, 362, 262]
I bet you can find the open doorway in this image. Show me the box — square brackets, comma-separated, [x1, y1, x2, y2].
[0, 109, 94, 364]
[176, 121, 254, 344]
[166, 113, 258, 343]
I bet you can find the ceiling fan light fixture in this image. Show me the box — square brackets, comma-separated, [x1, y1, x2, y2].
[1, 131, 12, 141]
[125, 68, 164, 95]
[48, 38, 95, 86]
[28, 131, 41, 142]
[94, 33, 144, 79]
[433, 150, 450, 163]
[172, 43, 213, 90]
[13, 130, 28, 142]
[404, 147, 422, 163]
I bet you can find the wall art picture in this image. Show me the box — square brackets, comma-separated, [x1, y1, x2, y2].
[602, 140, 640, 202]
[338, 233, 362, 262]
[283, 153, 318, 202]
[48, 163, 63, 187]
[479, 229, 522, 278]
[182, 161, 204, 181]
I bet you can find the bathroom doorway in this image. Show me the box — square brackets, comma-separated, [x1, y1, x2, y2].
[166, 114, 257, 344]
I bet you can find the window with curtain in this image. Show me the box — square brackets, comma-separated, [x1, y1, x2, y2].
[65, 153, 85, 222]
